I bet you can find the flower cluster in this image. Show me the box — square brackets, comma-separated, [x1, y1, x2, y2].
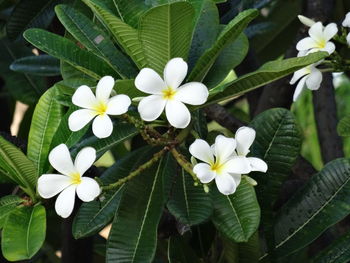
[343, 12, 350, 46]
[189, 127, 267, 195]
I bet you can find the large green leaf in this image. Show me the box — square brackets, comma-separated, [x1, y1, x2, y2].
[0, 39, 46, 105]
[0, 195, 23, 229]
[83, 0, 147, 69]
[72, 147, 152, 239]
[272, 158, 350, 258]
[167, 168, 212, 226]
[203, 32, 249, 89]
[1, 205, 46, 261]
[310, 230, 350, 263]
[6, 0, 60, 41]
[10, 55, 60, 76]
[106, 153, 175, 263]
[207, 52, 329, 105]
[250, 108, 301, 207]
[139, 2, 195, 74]
[24, 29, 116, 80]
[55, 4, 137, 79]
[337, 114, 350, 137]
[211, 177, 260, 242]
[27, 87, 62, 176]
[0, 136, 37, 199]
[71, 122, 138, 158]
[168, 236, 201, 263]
[188, 9, 258, 82]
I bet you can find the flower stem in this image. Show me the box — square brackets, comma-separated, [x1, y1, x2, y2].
[170, 148, 200, 184]
[101, 147, 168, 191]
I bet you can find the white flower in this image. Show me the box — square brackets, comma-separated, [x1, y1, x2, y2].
[290, 64, 322, 101]
[347, 33, 350, 46]
[342, 12, 350, 27]
[296, 22, 338, 55]
[68, 76, 131, 138]
[189, 129, 267, 195]
[38, 144, 101, 218]
[135, 58, 209, 129]
[298, 15, 316, 27]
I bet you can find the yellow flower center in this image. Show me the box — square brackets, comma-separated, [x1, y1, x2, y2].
[70, 172, 81, 185]
[93, 101, 108, 115]
[316, 39, 326, 48]
[162, 87, 177, 100]
[210, 161, 225, 174]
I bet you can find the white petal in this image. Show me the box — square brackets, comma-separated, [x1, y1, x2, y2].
[189, 139, 214, 164]
[72, 85, 97, 109]
[347, 33, 350, 46]
[215, 174, 237, 195]
[49, 144, 77, 176]
[74, 147, 96, 176]
[223, 156, 251, 174]
[165, 100, 191, 129]
[135, 68, 166, 95]
[296, 37, 318, 51]
[235, 126, 256, 156]
[214, 135, 236, 163]
[193, 163, 216, 183]
[68, 109, 97, 132]
[92, 114, 113, 138]
[323, 23, 338, 41]
[297, 50, 309, 57]
[323, 42, 335, 55]
[308, 22, 324, 41]
[175, 82, 208, 105]
[106, 94, 131, 115]
[298, 15, 315, 27]
[231, 173, 241, 186]
[37, 174, 72, 199]
[55, 184, 77, 218]
[343, 13, 350, 27]
[96, 76, 114, 102]
[293, 76, 307, 101]
[138, 95, 166, 121]
[247, 157, 268, 173]
[76, 177, 101, 202]
[163, 58, 188, 89]
[306, 68, 322, 90]
[290, 67, 310, 85]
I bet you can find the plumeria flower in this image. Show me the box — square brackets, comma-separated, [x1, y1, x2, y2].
[296, 22, 338, 55]
[290, 64, 322, 101]
[342, 12, 350, 27]
[189, 130, 267, 195]
[37, 144, 101, 218]
[298, 15, 316, 27]
[68, 76, 131, 138]
[135, 58, 209, 129]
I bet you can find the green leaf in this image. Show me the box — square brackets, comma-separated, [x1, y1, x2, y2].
[115, 79, 146, 99]
[6, 0, 59, 41]
[139, 2, 195, 74]
[51, 106, 89, 150]
[27, 87, 62, 176]
[72, 122, 138, 158]
[0, 136, 37, 199]
[0, 195, 23, 229]
[203, 33, 249, 89]
[106, 154, 174, 263]
[168, 236, 201, 263]
[250, 108, 301, 207]
[211, 177, 260, 242]
[72, 147, 153, 239]
[273, 158, 350, 258]
[83, 0, 147, 69]
[337, 115, 350, 137]
[10, 55, 60, 76]
[55, 4, 137, 79]
[1, 205, 46, 261]
[0, 39, 46, 105]
[188, 9, 258, 82]
[167, 168, 212, 226]
[24, 28, 116, 80]
[310, 230, 350, 263]
[207, 52, 329, 105]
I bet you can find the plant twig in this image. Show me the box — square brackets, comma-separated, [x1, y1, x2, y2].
[170, 148, 199, 184]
